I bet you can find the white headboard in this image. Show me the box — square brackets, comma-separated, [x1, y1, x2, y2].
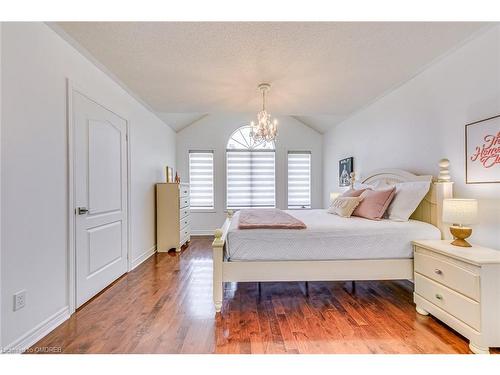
[358, 162, 454, 239]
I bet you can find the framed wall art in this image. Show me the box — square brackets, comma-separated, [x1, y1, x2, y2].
[465, 115, 500, 184]
[339, 157, 354, 187]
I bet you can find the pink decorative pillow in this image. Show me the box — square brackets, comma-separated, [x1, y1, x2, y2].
[341, 188, 366, 198]
[352, 187, 396, 220]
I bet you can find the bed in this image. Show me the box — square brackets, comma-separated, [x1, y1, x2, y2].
[226, 210, 441, 261]
[212, 163, 454, 313]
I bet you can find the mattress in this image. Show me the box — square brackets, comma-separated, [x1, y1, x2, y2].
[226, 209, 441, 261]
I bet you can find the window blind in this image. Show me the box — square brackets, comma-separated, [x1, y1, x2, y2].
[226, 150, 275, 209]
[287, 151, 311, 209]
[189, 151, 214, 210]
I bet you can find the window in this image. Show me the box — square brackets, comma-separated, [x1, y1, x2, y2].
[189, 150, 214, 210]
[226, 126, 275, 209]
[287, 151, 311, 209]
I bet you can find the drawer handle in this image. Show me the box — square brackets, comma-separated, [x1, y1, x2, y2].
[434, 269, 443, 275]
[435, 294, 443, 301]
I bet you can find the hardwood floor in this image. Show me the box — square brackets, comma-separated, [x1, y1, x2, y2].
[30, 236, 499, 354]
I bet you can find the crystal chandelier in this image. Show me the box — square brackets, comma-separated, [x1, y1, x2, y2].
[250, 83, 278, 143]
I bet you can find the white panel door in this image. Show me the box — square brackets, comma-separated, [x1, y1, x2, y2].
[73, 91, 128, 308]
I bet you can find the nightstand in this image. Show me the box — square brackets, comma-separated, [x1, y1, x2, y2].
[412, 240, 500, 354]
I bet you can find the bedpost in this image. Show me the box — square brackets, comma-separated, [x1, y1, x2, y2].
[435, 159, 454, 239]
[212, 228, 224, 313]
[409, 159, 453, 239]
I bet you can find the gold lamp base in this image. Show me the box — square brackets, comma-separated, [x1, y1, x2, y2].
[449, 226, 472, 247]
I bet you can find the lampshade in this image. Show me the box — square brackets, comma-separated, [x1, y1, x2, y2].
[330, 192, 341, 202]
[442, 199, 478, 226]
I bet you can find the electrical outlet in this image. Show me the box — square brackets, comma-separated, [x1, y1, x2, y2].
[14, 290, 26, 311]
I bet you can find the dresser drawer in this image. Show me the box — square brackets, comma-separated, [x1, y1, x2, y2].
[179, 196, 190, 209]
[414, 273, 480, 331]
[179, 185, 189, 198]
[180, 226, 190, 242]
[180, 207, 189, 220]
[180, 216, 190, 230]
[414, 250, 480, 301]
[180, 233, 190, 247]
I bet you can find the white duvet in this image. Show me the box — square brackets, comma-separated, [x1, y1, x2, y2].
[226, 209, 441, 261]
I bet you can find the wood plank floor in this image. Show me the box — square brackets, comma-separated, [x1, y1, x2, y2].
[30, 236, 499, 354]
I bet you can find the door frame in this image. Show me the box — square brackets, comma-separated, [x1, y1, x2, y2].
[66, 78, 132, 314]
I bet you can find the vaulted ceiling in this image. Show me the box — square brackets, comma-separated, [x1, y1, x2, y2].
[55, 22, 489, 132]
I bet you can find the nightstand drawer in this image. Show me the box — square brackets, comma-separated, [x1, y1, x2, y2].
[415, 251, 480, 301]
[415, 273, 480, 331]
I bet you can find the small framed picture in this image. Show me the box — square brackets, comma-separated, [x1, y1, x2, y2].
[165, 166, 174, 183]
[465, 115, 500, 184]
[339, 157, 354, 187]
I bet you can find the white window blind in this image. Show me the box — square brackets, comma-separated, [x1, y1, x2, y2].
[226, 150, 275, 209]
[288, 151, 311, 209]
[189, 151, 214, 210]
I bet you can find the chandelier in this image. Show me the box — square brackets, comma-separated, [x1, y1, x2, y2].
[250, 83, 278, 143]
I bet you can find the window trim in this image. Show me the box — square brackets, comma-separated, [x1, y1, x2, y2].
[286, 150, 312, 210]
[188, 149, 216, 213]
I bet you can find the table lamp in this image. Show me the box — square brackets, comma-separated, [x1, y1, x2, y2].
[442, 199, 478, 247]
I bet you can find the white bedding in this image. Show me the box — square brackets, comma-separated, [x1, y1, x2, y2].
[226, 209, 441, 261]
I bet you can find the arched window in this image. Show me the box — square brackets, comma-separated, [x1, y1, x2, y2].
[226, 126, 276, 209]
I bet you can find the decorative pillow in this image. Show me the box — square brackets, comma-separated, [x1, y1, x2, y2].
[341, 188, 366, 197]
[352, 187, 396, 220]
[327, 196, 363, 218]
[385, 181, 431, 221]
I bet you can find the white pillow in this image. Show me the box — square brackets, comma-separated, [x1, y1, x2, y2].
[385, 181, 431, 221]
[353, 180, 387, 191]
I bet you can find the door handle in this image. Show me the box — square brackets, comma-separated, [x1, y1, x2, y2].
[77, 207, 89, 215]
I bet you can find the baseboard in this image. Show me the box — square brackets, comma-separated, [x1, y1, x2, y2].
[2, 306, 70, 354]
[190, 230, 215, 236]
[130, 245, 157, 271]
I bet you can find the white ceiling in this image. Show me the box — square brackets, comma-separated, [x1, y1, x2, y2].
[155, 112, 207, 132]
[56, 22, 489, 132]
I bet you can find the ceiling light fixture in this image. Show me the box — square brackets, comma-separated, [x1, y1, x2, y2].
[250, 83, 278, 143]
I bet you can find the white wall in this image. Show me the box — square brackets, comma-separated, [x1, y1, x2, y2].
[0, 22, 3, 347]
[0, 23, 175, 349]
[176, 114, 323, 234]
[323, 26, 500, 250]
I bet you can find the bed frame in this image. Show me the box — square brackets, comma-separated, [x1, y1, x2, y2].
[212, 161, 454, 312]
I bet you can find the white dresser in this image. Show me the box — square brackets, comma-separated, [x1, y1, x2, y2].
[156, 182, 190, 252]
[413, 240, 500, 354]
